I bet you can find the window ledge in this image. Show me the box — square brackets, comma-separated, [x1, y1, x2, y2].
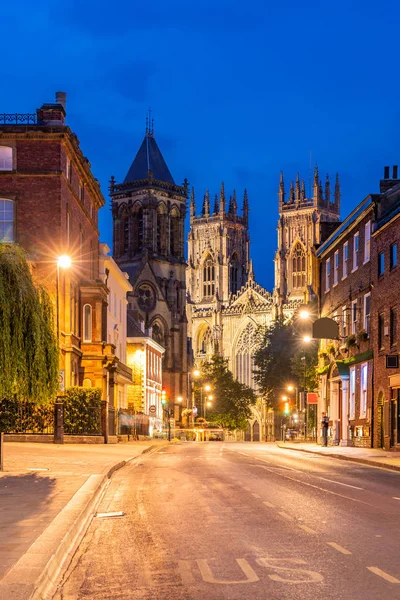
[333, 282, 338, 288]
[351, 267, 358, 273]
[363, 258, 370, 265]
[341, 275, 348, 281]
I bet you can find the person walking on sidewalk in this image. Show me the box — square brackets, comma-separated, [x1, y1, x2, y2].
[321, 412, 329, 446]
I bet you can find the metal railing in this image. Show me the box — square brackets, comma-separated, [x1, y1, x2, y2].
[0, 114, 37, 125]
[63, 404, 102, 436]
[0, 399, 54, 434]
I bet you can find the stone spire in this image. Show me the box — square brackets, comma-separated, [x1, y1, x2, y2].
[295, 173, 301, 202]
[229, 189, 237, 217]
[242, 189, 249, 226]
[278, 171, 285, 207]
[219, 182, 226, 216]
[313, 165, 319, 206]
[289, 180, 295, 203]
[190, 187, 196, 224]
[213, 193, 219, 215]
[300, 179, 306, 202]
[334, 173, 341, 211]
[202, 189, 210, 217]
[325, 174, 331, 206]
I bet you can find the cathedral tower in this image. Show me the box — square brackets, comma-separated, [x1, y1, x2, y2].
[187, 184, 250, 305]
[110, 119, 188, 403]
[274, 167, 341, 304]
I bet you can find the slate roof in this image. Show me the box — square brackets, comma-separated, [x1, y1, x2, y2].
[124, 133, 175, 184]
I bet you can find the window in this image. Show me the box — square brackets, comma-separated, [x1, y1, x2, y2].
[378, 252, 385, 277]
[66, 210, 70, 248]
[349, 366, 356, 420]
[0, 198, 14, 242]
[203, 257, 215, 297]
[378, 313, 385, 350]
[79, 183, 84, 202]
[342, 306, 347, 338]
[325, 258, 331, 291]
[390, 308, 397, 347]
[292, 243, 306, 290]
[364, 293, 371, 336]
[364, 221, 371, 263]
[66, 157, 72, 182]
[351, 299, 358, 334]
[390, 244, 397, 269]
[79, 226, 84, 263]
[230, 253, 239, 294]
[343, 241, 349, 279]
[360, 363, 368, 418]
[83, 304, 92, 342]
[334, 251, 339, 285]
[0, 146, 13, 171]
[353, 232, 359, 270]
[235, 322, 258, 390]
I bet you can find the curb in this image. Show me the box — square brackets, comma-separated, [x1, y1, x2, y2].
[276, 443, 400, 473]
[0, 443, 166, 600]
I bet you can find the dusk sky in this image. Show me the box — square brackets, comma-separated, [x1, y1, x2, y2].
[2, 0, 399, 290]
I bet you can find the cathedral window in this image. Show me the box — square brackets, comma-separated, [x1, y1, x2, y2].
[199, 327, 213, 356]
[203, 257, 215, 298]
[169, 208, 180, 258]
[157, 204, 167, 255]
[230, 253, 239, 294]
[235, 323, 258, 390]
[291, 243, 306, 290]
[123, 217, 130, 254]
[131, 206, 143, 254]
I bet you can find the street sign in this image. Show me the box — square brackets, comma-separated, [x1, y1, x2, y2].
[149, 405, 156, 414]
[307, 393, 318, 404]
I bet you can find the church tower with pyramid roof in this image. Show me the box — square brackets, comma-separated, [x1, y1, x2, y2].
[110, 118, 188, 409]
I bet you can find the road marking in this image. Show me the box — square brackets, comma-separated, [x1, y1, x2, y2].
[252, 493, 261, 499]
[278, 511, 293, 521]
[327, 542, 352, 555]
[197, 558, 259, 584]
[367, 567, 400, 583]
[254, 465, 371, 505]
[298, 525, 317, 534]
[263, 501, 275, 508]
[96, 511, 125, 518]
[393, 497, 400, 500]
[318, 477, 364, 490]
[27, 467, 49, 471]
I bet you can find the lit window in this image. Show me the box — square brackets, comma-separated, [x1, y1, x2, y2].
[325, 258, 331, 291]
[334, 250, 339, 285]
[292, 243, 306, 290]
[390, 244, 397, 269]
[364, 221, 371, 263]
[363, 293, 371, 336]
[0, 146, 13, 171]
[353, 232, 359, 270]
[0, 198, 14, 242]
[83, 304, 92, 342]
[203, 257, 215, 298]
[66, 157, 72, 182]
[349, 366, 356, 420]
[360, 363, 368, 418]
[378, 252, 385, 277]
[343, 241, 349, 279]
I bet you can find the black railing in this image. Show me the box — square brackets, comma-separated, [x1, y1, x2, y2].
[0, 399, 54, 434]
[0, 114, 37, 125]
[64, 404, 102, 436]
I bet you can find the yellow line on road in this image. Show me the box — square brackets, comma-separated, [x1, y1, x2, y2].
[327, 542, 352, 555]
[367, 567, 400, 583]
[298, 524, 317, 534]
[278, 511, 293, 521]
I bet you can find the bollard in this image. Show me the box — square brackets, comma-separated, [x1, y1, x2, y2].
[54, 402, 64, 444]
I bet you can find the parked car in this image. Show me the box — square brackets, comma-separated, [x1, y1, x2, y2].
[209, 434, 222, 441]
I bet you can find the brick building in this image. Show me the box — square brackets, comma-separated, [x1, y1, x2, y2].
[0, 93, 121, 429]
[371, 168, 400, 449]
[316, 194, 375, 446]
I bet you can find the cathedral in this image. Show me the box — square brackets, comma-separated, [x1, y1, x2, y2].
[110, 119, 341, 438]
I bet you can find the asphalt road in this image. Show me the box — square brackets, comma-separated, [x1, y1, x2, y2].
[55, 442, 400, 600]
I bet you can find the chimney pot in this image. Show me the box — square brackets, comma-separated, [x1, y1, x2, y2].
[393, 165, 398, 180]
[55, 91, 66, 111]
[384, 166, 390, 179]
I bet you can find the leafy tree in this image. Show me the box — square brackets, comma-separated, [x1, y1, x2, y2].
[196, 354, 256, 430]
[0, 244, 59, 403]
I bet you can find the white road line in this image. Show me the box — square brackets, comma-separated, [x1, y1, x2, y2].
[393, 497, 400, 500]
[254, 465, 371, 505]
[298, 524, 317, 534]
[367, 567, 400, 584]
[318, 477, 364, 490]
[252, 493, 261, 499]
[327, 542, 352, 555]
[263, 501, 275, 508]
[278, 511, 293, 521]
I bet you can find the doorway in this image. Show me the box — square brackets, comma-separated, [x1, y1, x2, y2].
[253, 421, 260, 442]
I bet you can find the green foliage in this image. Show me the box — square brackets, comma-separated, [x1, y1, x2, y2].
[0, 397, 54, 433]
[0, 244, 59, 403]
[198, 355, 256, 430]
[63, 387, 102, 435]
[253, 318, 318, 409]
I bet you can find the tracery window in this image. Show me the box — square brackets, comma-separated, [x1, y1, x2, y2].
[203, 257, 215, 298]
[157, 204, 167, 255]
[230, 253, 239, 294]
[235, 322, 258, 390]
[199, 327, 213, 356]
[170, 207, 180, 258]
[292, 243, 306, 289]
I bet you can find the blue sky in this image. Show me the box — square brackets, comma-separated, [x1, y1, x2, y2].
[2, 0, 399, 290]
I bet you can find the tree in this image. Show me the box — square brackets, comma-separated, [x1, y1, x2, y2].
[0, 244, 59, 403]
[197, 354, 256, 430]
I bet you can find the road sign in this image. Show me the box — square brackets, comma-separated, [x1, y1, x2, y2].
[149, 405, 156, 414]
[307, 393, 318, 404]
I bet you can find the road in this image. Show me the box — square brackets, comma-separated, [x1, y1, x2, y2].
[55, 442, 400, 600]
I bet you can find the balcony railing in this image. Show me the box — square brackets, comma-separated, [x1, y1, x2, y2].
[0, 113, 37, 125]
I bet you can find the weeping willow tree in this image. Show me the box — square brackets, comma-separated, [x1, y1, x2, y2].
[0, 244, 59, 403]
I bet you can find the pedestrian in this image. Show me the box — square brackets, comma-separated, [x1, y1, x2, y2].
[321, 412, 329, 446]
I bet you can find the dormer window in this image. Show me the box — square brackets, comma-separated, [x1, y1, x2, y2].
[0, 147, 13, 171]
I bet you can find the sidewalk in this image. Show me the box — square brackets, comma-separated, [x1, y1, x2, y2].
[0, 440, 169, 600]
[277, 441, 400, 471]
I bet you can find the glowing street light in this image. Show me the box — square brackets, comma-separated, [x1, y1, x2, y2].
[193, 369, 201, 377]
[303, 335, 311, 343]
[299, 309, 310, 320]
[56, 254, 71, 343]
[177, 396, 183, 403]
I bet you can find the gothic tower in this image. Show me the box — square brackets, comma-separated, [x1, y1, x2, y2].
[274, 167, 341, 304]
[110, 119, 188, 403]
[187, 184, 250, 305]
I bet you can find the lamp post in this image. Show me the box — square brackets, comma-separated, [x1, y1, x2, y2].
[56, 255, 72, 343]
[161, 389, 170, 441]
[205, 396, 213, 419]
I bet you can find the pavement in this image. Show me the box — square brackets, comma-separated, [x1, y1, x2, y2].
[277, 441, 400, 471]
[0, 440, 170, 600]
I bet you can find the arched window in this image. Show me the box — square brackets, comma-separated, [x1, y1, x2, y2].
[203, 256, 215, 298]
[0, 199, 14, 242]
[152, 322, 165, 347]
[292, 243, 306, 290]
[230, 253, 239, 294]
[199, 327, 213, 356]
[131, 205, 143, 255]
[235, 322, 258, 390]
[157, 204, 167, 255]
[0, 147, 13, 171]
[83, 304, 92, 342]
[170, 208, 180, 258]
[123, 215, 130, 254]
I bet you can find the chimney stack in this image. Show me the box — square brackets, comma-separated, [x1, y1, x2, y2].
[380, 164, 399, 193]
[384, 166, 390, 179]
[36, 91, 66, 126]
[55, 92, 67, 111]
[393, 165, 398, 180]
